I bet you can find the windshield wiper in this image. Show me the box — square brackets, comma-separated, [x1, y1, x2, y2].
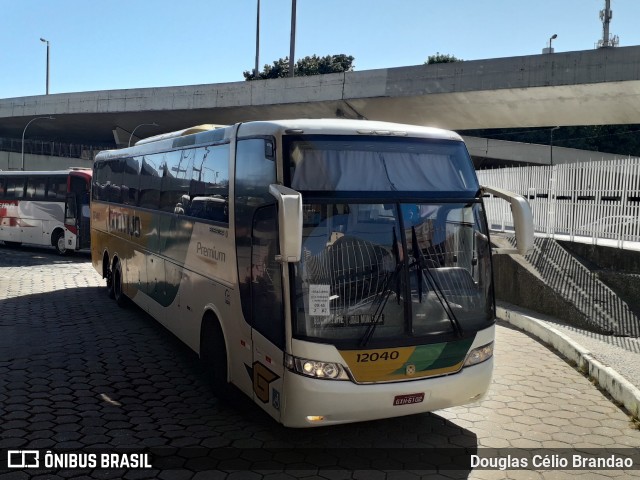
[411, 226, 463, 337]
[360, 234, 403, 347]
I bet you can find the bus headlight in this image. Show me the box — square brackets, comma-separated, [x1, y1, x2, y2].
[463, 342, 494, 367]
[285, 354, 350, 380]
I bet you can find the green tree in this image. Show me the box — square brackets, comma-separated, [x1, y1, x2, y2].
[244, 54, 355, 80]
[425, 53, 463, 64]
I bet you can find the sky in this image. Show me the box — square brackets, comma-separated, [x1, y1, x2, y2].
[2, 0, 640, 99]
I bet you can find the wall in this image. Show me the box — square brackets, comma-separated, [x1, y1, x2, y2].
[0, 151, 94, 171]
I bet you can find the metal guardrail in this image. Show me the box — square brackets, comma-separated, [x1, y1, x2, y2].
[0, 137, 112, 162]
[478, 158, 640, 249]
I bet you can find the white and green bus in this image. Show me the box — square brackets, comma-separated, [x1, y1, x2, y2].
[91, 119, 532, 427]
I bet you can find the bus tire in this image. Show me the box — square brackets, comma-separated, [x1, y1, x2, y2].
[104, 253, 115, 299]
[200, 315, 234, 401]
[53, 230, 68, 256]
[112, 260, 128, 308]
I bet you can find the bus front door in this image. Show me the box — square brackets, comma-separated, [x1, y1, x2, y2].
[249, 206, 285, 422]
[64, 194, 79, 251]
[79, 193, 91, 249]
[64, 193, 90, 251]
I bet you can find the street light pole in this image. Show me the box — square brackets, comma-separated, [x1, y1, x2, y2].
[40, 38, 50, 94]
[129, 123, 159, 147]
[254, 0, 261, 78]
[550, 126, 560, 166]
[548, 34, 557, 53]
[289, 0, 296, 77]
[22, 116, 55, 171]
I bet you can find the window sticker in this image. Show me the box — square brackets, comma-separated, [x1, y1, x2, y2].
[309, 284, 330, 316]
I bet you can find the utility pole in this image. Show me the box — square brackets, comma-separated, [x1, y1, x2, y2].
[289, 0, 296, 77]
[254, 0, 260, 78]
[40, 38, 50, 94]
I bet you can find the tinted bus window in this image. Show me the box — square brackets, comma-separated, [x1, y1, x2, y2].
[138, 154, 163, 210]
[6, 178, 25, 198]
[107, 159, 125, 204]
[26, 177, 47, 199]
[161, 150, 191, 212]
[190, 144, 230, 198]
[123, 157, 141, 205]
[187, 144, 230, 222]
[48, 176, 68, 200]
[92, 163, 108, 201]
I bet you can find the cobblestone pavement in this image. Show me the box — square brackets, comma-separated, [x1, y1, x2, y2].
[0, 245, 639, 480]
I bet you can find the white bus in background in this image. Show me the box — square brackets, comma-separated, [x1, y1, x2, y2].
[0, 168, 92, 254]
[91, 119, 532, 427]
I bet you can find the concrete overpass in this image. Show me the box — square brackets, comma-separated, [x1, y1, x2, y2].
[1, 45, 640, 150]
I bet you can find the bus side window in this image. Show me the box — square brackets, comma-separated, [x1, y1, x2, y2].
[6, 178, 25, 199]
[123, 157, 141, 206]
[160, 150, 191, 212]
[48, 176, 67, 200]
[188, 144, 230, 223]
[107, 159, 125, 204]
[138, 154, 162, 210]
[92, 164, 107, 201]
[26, 177, 46, 199]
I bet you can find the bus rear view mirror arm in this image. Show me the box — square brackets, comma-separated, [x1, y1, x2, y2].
[481, 185, 534, 256]
[269, 184, 303, 263]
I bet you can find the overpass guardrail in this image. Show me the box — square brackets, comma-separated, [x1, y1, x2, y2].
[478, 158, 640, 250]
[0, 137, 112, 162]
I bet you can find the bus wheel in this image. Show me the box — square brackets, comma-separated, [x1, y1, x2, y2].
[53, 230, 67, 256]
[112, 260, 128, 308]
[105, 263, 115, 299]
[200, 317, 234, 401]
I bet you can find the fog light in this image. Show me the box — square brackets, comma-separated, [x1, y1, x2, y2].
[306, 415, 325, 422]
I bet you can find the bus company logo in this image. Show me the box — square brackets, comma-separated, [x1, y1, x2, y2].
[108, 210, 141, 238]
[196, 242, 226, 263]
[251, 362, 279, 404]
[7, 450, 39, 468]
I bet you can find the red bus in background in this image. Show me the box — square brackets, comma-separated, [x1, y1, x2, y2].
[0, 168, 92, 254]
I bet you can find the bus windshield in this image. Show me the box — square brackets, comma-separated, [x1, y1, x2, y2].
[287, 135, 479, 195]
[285, 135, 490, 347]
[292, 201, 492, 347]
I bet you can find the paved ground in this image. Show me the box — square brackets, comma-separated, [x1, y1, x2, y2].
[0, 245, 639, 479]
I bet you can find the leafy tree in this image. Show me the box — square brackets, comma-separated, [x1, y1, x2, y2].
[244, 54, 355, 80]
[425, 53, 463, 64]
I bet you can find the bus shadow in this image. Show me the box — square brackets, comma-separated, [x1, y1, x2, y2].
[1, 284, 476, 476]
[0, 242, 91, 266]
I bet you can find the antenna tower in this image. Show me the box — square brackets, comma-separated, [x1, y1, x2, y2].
[597, 0, 619, 48]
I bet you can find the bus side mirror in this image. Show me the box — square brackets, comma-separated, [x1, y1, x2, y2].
[482, 185, 534, 256]
[269, 184, 303, 263]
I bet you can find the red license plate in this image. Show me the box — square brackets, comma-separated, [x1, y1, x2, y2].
[393, 393, 425, 406]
